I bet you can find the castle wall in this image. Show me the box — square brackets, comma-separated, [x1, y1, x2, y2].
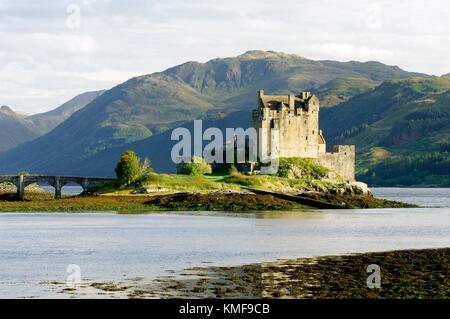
[316, 145, 355, 182]
[252, 94, 320, 159]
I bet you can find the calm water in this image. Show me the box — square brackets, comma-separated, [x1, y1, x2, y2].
[40, 185, 83, 196]
[0, 188, 449, 298]
[372, 187, 450, 208]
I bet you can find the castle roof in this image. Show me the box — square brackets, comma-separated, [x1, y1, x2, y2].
[259, 92, 316, 110]
[318, 132, 326, 145]
[260, 95, 289, 108]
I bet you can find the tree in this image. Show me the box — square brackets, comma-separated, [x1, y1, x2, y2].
[178, 156, 212, 175]
[115, 150, 142, 185]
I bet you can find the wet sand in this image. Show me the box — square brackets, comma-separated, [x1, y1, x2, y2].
[53, 248, 449, 299]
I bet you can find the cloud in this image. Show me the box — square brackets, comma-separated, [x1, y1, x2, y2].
[0, 0, 449, 113]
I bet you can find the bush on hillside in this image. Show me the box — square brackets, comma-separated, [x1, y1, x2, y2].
[178, 156, 212, 176]
[277, 157, 329, 179]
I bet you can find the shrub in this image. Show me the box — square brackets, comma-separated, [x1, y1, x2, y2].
[277, 157, 329, 179]
[223, 174, 252, 186]
[178, 156, 212, 176]
[228, 165, 239, 176]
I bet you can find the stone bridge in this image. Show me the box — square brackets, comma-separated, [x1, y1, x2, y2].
[0, 175, 116, 200]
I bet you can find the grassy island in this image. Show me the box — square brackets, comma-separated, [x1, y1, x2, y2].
[0, 174, 415, 213]
[0, 155, 416, 212]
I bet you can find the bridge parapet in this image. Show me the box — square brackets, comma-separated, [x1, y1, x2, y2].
[0, 175, 116, 200]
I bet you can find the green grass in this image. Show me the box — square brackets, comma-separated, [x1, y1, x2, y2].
[133, 158, 339, 194]
[139, 173, 240, 193]
[223, 161, 339, 193]
[277, 157, 329, 179]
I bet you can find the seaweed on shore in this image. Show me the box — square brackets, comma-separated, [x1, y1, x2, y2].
[144, 192, 303, 211]
[84, 248, 449, 299]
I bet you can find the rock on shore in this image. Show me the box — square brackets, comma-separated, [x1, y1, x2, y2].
[0, 182, 46, 194]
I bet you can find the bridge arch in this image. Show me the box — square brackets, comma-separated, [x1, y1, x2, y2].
[25, 181, 54, 195]
[0, 176, 18, 196]
[61, 182, 84, 196]
[1, 175, 116, 200]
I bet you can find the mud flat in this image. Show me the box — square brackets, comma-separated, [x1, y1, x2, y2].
[0, 192, 302, 212]
[55, 248, 449, 299]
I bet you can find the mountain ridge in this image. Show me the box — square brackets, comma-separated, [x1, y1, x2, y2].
[29, 90, 105, 135]
[0, 90, 104, 153]
[0, 105, 38, 152]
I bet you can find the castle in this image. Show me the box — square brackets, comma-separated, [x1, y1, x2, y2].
[252, 90, 355, 182]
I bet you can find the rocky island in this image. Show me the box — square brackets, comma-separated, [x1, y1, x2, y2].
[0, 160, 414, 212]
[0, 90, 415, 212]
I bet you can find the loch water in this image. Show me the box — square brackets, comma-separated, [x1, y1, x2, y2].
[0, 188, 449, 298]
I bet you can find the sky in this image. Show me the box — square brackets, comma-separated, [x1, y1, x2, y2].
[1, 0, 449, 114]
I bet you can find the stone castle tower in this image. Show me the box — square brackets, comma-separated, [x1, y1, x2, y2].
[252, 90, 356, 182]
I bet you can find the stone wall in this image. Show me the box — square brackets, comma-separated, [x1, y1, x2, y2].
[252, 91, 321, 159]
[316, 145, 355, 182]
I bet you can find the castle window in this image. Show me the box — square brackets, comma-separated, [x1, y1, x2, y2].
[312, 130, 315, 134]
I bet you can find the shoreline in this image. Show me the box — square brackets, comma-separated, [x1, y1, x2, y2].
[53, 247, 450, 299]
[0, 191, 416, 212]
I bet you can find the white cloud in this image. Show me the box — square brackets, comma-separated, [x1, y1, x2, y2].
[0, 0, 449, 113]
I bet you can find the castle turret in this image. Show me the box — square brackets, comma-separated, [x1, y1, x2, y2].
[253, 90, 321, 158]
[288, 94, 295, 111]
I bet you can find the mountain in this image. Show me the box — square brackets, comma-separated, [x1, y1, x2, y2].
[0, 91, 104, 153]
[0, 105, 38, 152]
[163, 51, 423, 110]
[29, 90, 105, 135]
[321, 76, 450, 186]
[443, 73, 450, 77]
[316, 77, 379, 107]
[0, 50, 427, 176]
